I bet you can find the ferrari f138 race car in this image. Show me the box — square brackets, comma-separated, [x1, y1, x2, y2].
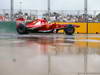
[16, 18, 79, 35]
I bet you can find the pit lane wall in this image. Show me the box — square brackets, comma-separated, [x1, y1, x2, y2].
[0, 22, 16, 33]
[56, 22, 100, 34]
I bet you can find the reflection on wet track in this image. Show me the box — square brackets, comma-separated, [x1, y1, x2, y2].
[0, 34, 100, 75]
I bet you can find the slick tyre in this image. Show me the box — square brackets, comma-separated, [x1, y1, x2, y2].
[64, 25, 75, 35]
[17, 24, 28, 34]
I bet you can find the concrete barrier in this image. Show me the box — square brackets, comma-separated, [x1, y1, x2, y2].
[0, 22, 100, 34]
[56, 22, 100, 34]
[88, 23, 100, 33]
[0, 22, 16, 33]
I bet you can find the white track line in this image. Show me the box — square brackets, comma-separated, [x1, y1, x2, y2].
[67, 39, 100, 43]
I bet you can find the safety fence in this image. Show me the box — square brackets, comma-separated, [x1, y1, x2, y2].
[0, 9, 100, 22]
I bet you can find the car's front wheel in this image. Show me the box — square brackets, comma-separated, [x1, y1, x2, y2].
[64, 25, 75, 35]
[17, 24, 28, 34]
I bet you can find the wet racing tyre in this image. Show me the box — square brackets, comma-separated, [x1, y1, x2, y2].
[64, 25, 75, 35]
[16, 24, 28, 34]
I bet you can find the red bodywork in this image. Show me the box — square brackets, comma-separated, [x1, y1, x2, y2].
[16, 18, 79, 33]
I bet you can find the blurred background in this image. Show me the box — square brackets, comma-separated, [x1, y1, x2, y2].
[0, 0, 100, 22]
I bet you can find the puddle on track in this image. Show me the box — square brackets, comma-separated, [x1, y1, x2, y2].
[0, 34, 100, 75]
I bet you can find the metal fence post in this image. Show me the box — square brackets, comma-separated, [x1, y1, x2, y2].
[84, 0, 88, 34]
[10, 0, 14, 21]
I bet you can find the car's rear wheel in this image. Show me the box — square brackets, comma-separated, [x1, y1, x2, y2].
[17, 24, 28, 34]
[64, 25, 75, 35]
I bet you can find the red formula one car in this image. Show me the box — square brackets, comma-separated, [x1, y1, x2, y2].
[16, 18, 79, 35]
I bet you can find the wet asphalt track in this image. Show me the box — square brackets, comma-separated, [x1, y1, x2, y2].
[0, 33, 100, 75]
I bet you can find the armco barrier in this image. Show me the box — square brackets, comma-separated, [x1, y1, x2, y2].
[56, 22, 100, 34]
[0, 22, 16, 33]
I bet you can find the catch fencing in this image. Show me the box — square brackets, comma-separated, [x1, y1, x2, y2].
[0, 9, 100, 22]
